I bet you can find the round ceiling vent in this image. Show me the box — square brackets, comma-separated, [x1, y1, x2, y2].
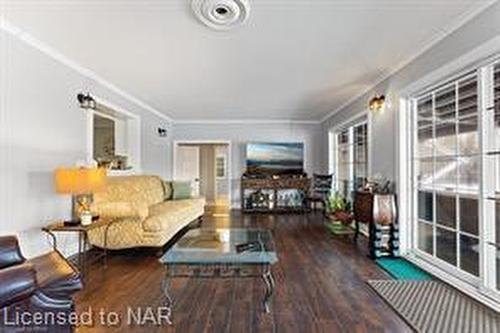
[192, 0, 250, 31]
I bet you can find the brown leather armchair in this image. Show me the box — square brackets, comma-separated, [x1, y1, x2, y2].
[0, 236, 82, 332]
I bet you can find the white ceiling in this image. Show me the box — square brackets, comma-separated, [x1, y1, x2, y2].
[3, 0, 492, 121]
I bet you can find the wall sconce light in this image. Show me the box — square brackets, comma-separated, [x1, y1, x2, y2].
[158, 127, 168, 137]
[369, 95, 385, 111]
[77, 93, 97, 110]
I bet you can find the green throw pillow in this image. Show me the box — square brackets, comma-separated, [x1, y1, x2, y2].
[172, 181, 192, 200]
[162, 181, 173, 200]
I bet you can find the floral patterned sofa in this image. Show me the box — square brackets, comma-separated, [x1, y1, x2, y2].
[88, 176, 205, 249]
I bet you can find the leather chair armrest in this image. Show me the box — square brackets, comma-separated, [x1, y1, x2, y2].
[0, 263, 36, 308]
[0, 236, 26, 269]
[30, 290, 74, 311]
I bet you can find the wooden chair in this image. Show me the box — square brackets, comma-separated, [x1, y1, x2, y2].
[307, 174, 333, 212]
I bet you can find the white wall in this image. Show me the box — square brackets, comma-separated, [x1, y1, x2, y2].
[141, 114, 172, 179]
[322, 2, 500, 182]
[0, 28, 172, 258]
[173, 122, 324, 208]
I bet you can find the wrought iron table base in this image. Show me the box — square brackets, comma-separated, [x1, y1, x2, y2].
[43, 220, 116, 280]
[262, 268, 275, 313]
[161, 264, 275, 324]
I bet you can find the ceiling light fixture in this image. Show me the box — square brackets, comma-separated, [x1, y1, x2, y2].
[192, 0, 250, 31]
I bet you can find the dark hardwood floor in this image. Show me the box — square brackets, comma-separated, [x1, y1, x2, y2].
[75, 210, 411, 333]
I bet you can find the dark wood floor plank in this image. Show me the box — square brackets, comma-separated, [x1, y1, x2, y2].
[75, 211, 411, 333]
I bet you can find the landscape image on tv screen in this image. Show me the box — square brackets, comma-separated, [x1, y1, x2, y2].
[246, 142, 304, 175]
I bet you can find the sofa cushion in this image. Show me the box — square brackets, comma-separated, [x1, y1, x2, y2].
[0, 263, 36, 308]
[87, 217, 144, 250]
[93, 176, 165, 207]
[91, 201, 149, 221]
[143, 197, 205, 232]
[28, 252, 82, 299]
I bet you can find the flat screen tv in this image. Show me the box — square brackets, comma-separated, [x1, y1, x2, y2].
[246, 142, 304, 175]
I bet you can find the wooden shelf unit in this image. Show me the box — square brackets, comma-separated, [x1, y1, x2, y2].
[241, 176, 311, 213]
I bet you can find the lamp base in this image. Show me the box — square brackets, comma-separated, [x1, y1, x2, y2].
[71, 194, 93, 221]
[63, 215, 99, 227]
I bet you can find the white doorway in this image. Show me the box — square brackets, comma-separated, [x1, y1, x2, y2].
[173, 141, 231, 210]
[174, 145, 200, 196]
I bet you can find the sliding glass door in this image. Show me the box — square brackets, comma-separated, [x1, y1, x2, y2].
[411, 60, 500, 296]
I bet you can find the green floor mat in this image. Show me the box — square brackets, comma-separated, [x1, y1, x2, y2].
[325, 222, 354, 235]
[375, 258, 432, 281]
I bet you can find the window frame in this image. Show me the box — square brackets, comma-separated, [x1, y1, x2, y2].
[329, 114, 369, 200]
[407, 58, 500, 304]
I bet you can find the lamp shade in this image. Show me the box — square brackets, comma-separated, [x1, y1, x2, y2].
[54, 167, 106, 195]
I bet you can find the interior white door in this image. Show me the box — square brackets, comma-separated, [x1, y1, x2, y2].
[175, 145, 200, 196]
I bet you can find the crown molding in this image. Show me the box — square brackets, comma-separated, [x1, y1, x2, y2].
[173, 118, 321, 125]
[0, 17, 173, 123]
[319, 0, 498, 124]
[3, 0, 494, 126]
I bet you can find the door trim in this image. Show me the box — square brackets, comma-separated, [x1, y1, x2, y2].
[173, 140, 232, 207]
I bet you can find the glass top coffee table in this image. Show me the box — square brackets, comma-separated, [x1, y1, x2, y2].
[159, 228, 278, 324]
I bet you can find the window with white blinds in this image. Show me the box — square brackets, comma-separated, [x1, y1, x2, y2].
[411, 60, 500, 296]
[415, 72, 480, 276]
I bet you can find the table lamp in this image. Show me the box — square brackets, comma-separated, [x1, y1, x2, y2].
[54, 167, 106, 225]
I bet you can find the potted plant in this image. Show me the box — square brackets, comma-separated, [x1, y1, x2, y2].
[326, 192, 354, 226]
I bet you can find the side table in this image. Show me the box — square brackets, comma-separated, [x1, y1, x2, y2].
[42, 219, 113, 279]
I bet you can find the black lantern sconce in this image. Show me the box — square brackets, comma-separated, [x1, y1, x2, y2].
[369, 94, 385, 112]
[158, 127, 168, 138]
[77, 93, 97, 110]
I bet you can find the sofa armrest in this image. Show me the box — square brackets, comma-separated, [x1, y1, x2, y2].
[0, 236, 26, 269]
[91, 201, 149, 221]
[0, 263, 36, 308]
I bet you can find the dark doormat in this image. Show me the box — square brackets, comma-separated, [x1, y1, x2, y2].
[368, 280, 500, 333]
